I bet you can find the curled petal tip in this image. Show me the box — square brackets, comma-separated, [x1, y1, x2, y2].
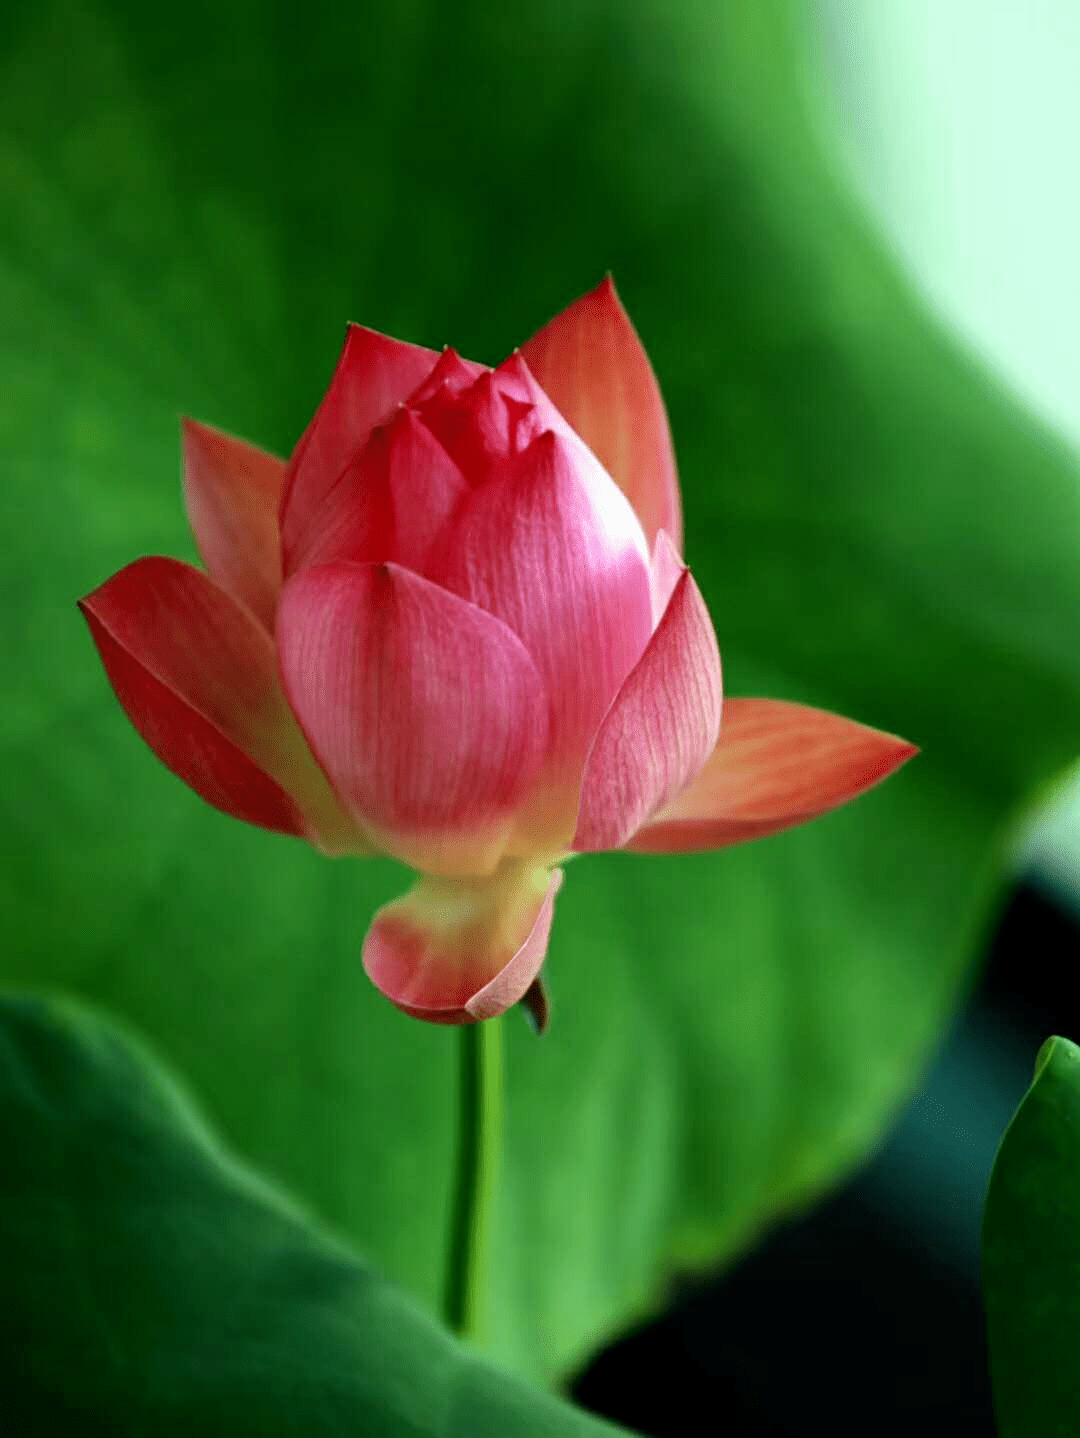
[363, 864, 563, 1025]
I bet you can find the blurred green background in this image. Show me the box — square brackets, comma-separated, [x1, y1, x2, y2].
[815, 0, 1080, 908]
[2, 0, 1079, 1426]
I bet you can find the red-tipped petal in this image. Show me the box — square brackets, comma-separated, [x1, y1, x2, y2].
[573, 564, 722, 853]
[280, 325, 442, 570]
[276, 561, 549, 877]
[627, 698, 918, 853]
[412, 353, 572, 481]
[414, 370, 517, 478]
[289, 408, 469, 576]
[432, 429, 653, 806]
[79, 558, 357, 849]
[181, 420, 285, 633]
[362, 863, 562, 1024]
[405, 346, 488, 406]
[520, 277, 683, 552]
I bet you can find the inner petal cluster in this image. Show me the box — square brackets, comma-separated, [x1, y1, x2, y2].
[276, 343, 658, 877]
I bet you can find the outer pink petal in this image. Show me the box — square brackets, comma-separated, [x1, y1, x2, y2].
[79, 558, 360, 851]
[431, 429, 654, 844]
[181, 419, 285, 633]
[627, 698, 918, 853]
[276, 561, 549, 877]
[287, 408, 470, 576]
[362, 862, 562, 1024]
[520, 277, 683, 552]
[280, 324, 442, 571]
[573, 564, 722, 853]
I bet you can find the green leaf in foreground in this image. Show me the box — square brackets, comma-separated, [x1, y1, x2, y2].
[983, 1035, 1080, 1437]
[0, 994, 625, 1438]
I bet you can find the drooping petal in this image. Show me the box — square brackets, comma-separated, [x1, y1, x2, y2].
[362, 862, 562, 1024]
[280, 325, 442, 571]
[181, 419, 285, 633]
[431, 428, 654, 843]
[573, 562, 722, 853]
[520, 276, 683, 552]
[276, 561, 549, 877]
[627, 698, 918, 853]
[79, 558, 360, 851]
[287, 408, 469, 576]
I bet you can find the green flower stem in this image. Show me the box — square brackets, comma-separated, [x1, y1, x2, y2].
[444, 1016, 503, 1340]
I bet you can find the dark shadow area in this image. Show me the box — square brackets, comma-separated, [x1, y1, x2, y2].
[573, 881, 1080, 1435]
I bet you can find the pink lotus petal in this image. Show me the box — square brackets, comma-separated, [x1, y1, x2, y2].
[413, 357, 547, 477]
[405, 346, 488, 406]
[401, 349, 493, 477]
[362, 863, 562, 1024]
[520, 277, 683, 552]
[79, 558, 359, 850]
[628, 698, 919, 853]
[573, 564, 722, 853]
[288, 408, 469, 576]
[276, 561, 550, 877]
[431, 429, 654, 843]
[414, 370, 520, 477]
[280, 325, 441, 570]
[491, 352, 577, 448]
[650, 529, 684, 625]
[181, 419, 285, 633]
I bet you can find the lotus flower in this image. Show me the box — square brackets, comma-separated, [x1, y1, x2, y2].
[80, 280, 916, 1025]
